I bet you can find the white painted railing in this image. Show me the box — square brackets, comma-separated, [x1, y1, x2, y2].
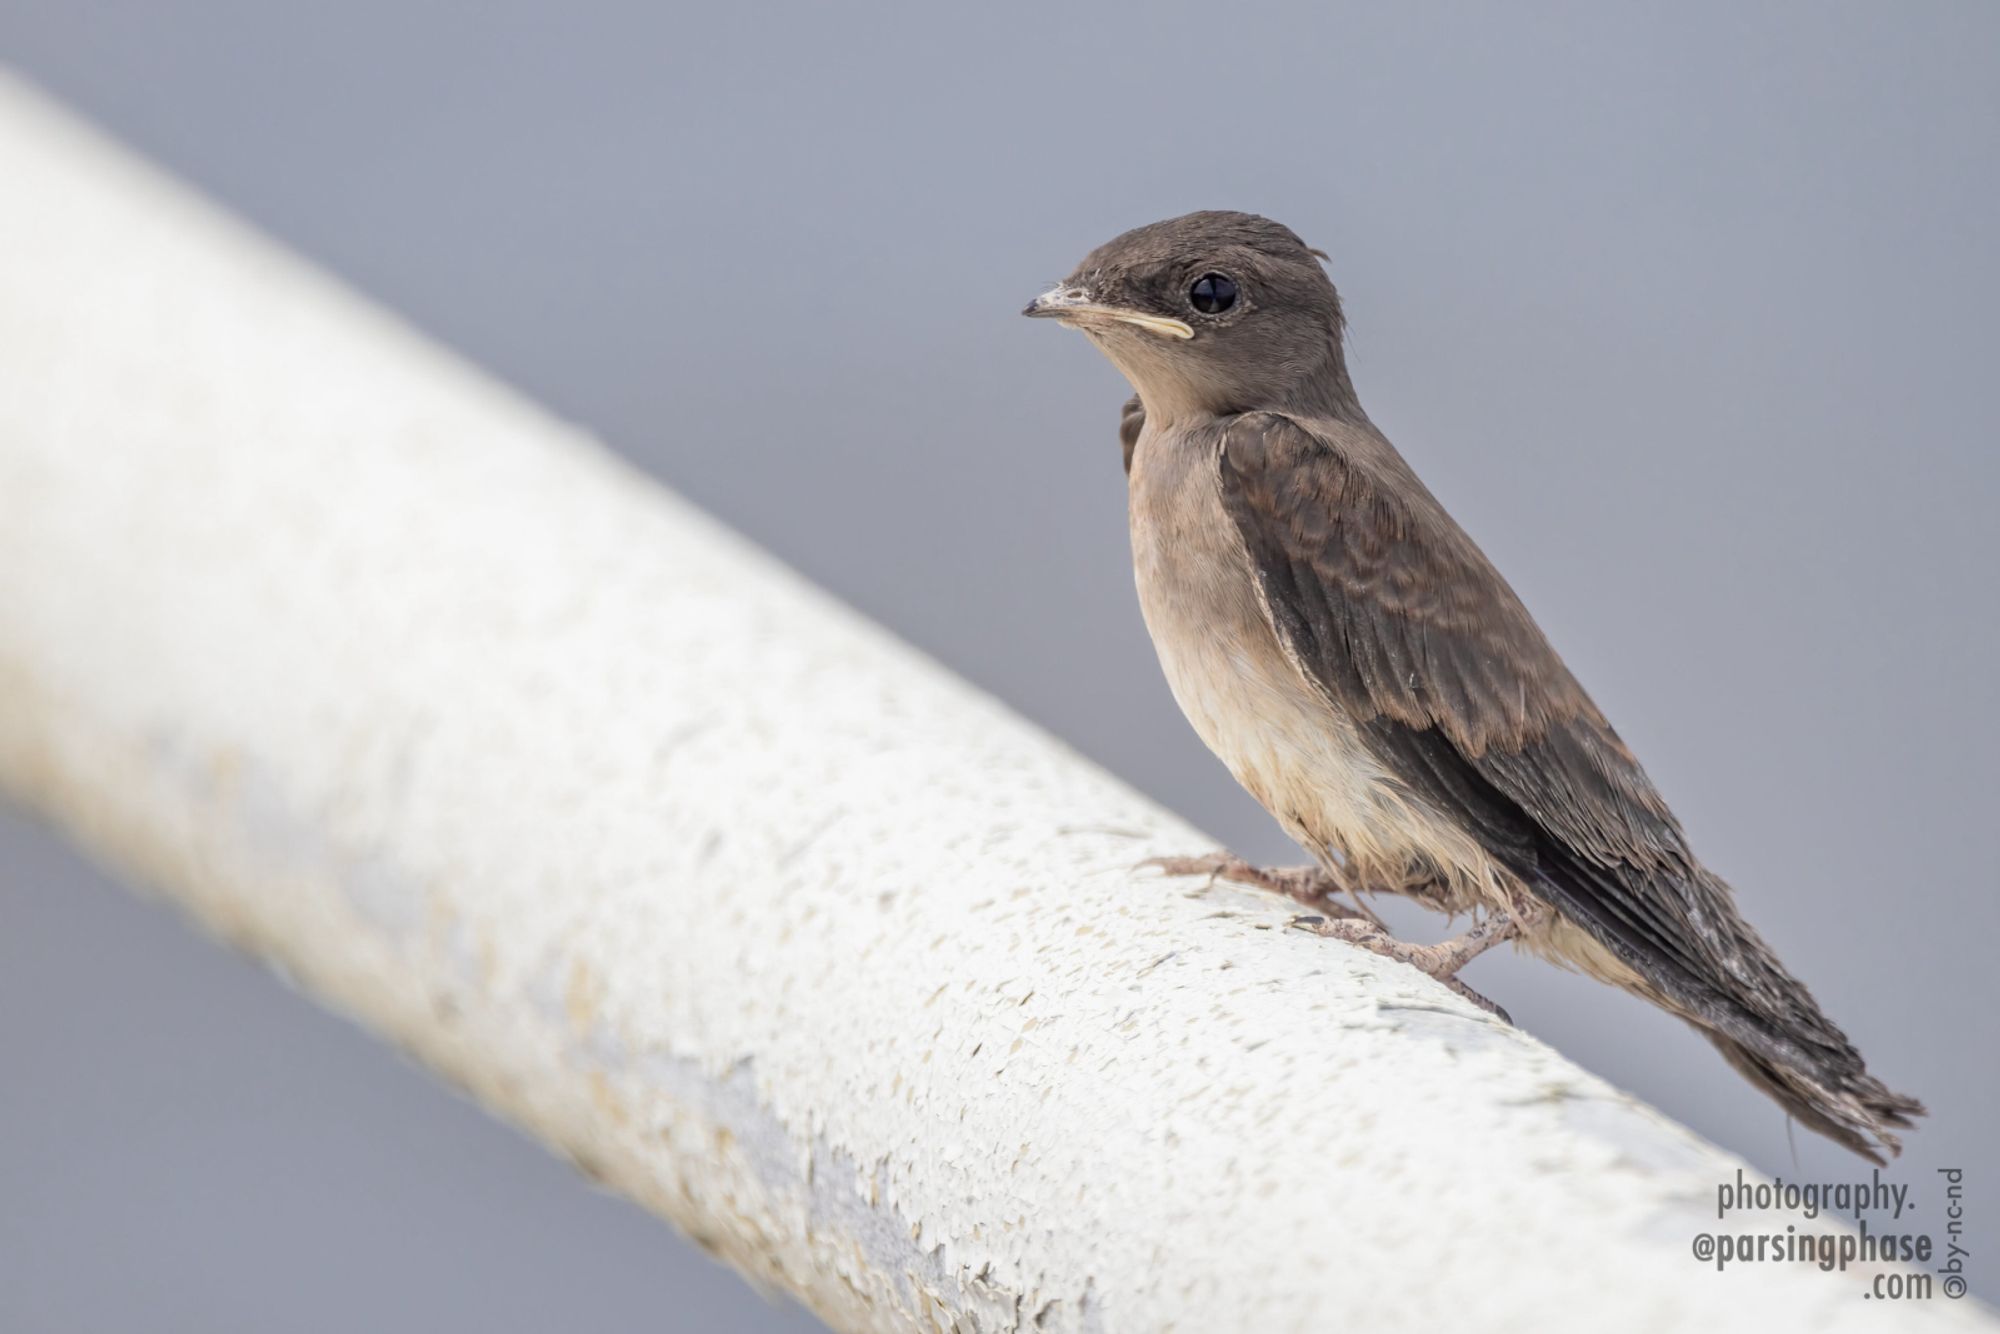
[0, 74, 1981, 1333]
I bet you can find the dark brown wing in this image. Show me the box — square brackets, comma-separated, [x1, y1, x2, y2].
[1119, 394, 1146, 474]
[1214, 411, 1876, 1096]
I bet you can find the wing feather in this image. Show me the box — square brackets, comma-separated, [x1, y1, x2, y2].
[1096, 310, 1916, 1152]
[1118, 395, 1146, 474]
[1212, 412, 1832, 1052]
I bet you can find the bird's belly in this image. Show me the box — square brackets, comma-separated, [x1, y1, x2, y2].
[1157, 603, 1654, 978]
[1154, 613, 1380, 845]
[1128, 473, 1483, 893]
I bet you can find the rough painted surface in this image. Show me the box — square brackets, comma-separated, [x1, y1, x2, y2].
[0, 75, 1983, 1333]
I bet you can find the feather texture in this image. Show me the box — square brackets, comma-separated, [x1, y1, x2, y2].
[1213, 410, 1922, 1159]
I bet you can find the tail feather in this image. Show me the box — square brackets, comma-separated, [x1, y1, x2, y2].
[1669, 870, 1924, 1161]
[1703, 1028, 1923, 1164]
[1528, 855, 1925, 1159]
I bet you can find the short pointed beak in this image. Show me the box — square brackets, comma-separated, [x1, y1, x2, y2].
[1022, 283, 1094, 319]
[1021, 283, 1194, 340]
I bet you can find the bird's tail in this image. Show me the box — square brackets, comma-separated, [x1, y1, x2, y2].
[1663, 870, 1923, 1162]
[1700, 1029, 1921, 1163]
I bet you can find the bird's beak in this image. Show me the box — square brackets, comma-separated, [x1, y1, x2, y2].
[1021, 284, 1194, 340]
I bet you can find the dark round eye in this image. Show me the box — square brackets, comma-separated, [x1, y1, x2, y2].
[1189, 273, 1238, 315]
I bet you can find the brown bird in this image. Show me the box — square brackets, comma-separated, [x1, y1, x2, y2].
[1024, 210, 1921, 1160]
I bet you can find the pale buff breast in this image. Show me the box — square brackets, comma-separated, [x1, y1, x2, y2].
[1124, 425, 1507, 909]
[1128, 427, 1423, 873]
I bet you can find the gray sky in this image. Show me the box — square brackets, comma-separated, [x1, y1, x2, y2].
[3, 3, 1995, 1329]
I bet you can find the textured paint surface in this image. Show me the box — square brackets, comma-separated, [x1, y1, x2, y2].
[0, 77, 1984, 1333]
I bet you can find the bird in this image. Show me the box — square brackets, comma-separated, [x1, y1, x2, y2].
[1023, 210, 1922, 1161]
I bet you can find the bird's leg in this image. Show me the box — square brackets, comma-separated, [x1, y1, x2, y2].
[1139, 851, 1375, 921]
[1296, 905, 1539, 1024]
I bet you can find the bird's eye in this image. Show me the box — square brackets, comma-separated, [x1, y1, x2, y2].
[1189, 273, 1238, 315]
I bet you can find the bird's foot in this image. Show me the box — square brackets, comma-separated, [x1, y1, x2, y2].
[1139, 851, 1370, 920]
[1293, 909, 1527, 1024]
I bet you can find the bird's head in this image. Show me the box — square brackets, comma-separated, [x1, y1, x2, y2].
[1023, 211, 1352, 424]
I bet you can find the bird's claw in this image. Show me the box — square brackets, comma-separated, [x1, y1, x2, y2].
[1291, 915, 1519, 1024]
[1139, 851, 1367, 918]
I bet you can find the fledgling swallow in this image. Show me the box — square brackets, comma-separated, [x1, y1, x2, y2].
[1025, 211, 1922, 1160]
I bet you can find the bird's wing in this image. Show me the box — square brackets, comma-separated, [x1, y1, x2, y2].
[1213, 411, 1925, 1155]
[1119, 394, 1146, 474]
[1213, 411, 1797, 1034]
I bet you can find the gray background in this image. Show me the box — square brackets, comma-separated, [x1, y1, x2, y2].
[2, 3, 1994, 1329]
